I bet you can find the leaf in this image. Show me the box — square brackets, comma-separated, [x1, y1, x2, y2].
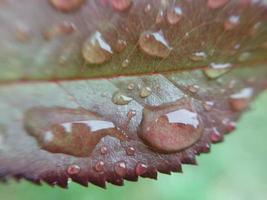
[0, 0, 267, 188]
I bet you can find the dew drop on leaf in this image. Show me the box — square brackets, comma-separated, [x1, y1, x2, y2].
[189, 51, 207, 62]
[210, 128, 223, 143]
[139, 30, 172, 58]
[139, 86, 152, 98]
[112, 91, 133, 105]
[67, 164, 81, 175]
[139, 99, 204, 152]
[100, 146, 108, 155]
[135, 163, 148, 176]
[94, 161, 105, 172]
[166, 6, 183, 25]
[126, 146, 136, 156]
[204, 62, 232, 79]
[50, 0, 84, 12]
[224, 15, 240, 31]
[82, 31, 113, 64]
[24, 107, 127, 157]
[114, 161, 127, 177]
[229, 87, 253, 111]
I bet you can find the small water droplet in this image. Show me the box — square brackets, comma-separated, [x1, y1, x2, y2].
[115, 39, 127, 53]
[223, 119, 236, 133]
[135, 163, 148, 175]
[229, 88, 253, 111]
[115, 161, 127, 177]
[210, 128, 223, 143]
[188, 85, 200, 94]
[144, 4, 151, 13]
[203, 101, 214, 111]
[166, 6, 183, 25]
[112, 92, 133, 105]
[100, 146, 108, 155]
[204, 63, 232, 79]
[121, 59, 130, 68]
[189, 52, 207, 62]
[24, 107, 127, 157]
[43, 21, 76, 40]
[94, 161, 105, 172]
[207, 0, 229, 9]
[127, 83, 135, 90]
[126, 146, 136, 156]
[139, 30, 172, 58]
[139, 99, 204, 152]
[50, 0, 84, 12]
[67, 164, 81, 175]
[140, 87, 152, 98]
[224, 15, 240, 31]
[156, 10, 165, 24]
[111, 0, 132, 11]
[82, 31, 113, 64]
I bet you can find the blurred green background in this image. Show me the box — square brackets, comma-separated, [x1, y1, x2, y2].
[0, 92, 267, 200]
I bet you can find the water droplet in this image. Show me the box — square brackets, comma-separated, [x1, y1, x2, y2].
[229, 88, 253, 111]
[135, 163, 148, 175]
[224, 15, 240, 31]
[121, 59, 130, 68]
[210, 128, 223, 143]
[139, 87, 152, 98]
[222, 119, 236, 133]
[24, 107, 127, 157]
[115, 161, 127, 177]
[204, 63, 232, 79]
[82, 31, 113, 64]
[115, 39, 127, 53]
[187, 85, 200, 94]
[189, 52, 207, 62]
[139, 30, 172, 58]
[203, 101, 214, 111]
[67, 164, 81, 175]
[50, 0, 84, 12]
[127, 83, 135, 90]
[100, 146, 108, 155]
[112, 92, 133, 105]
[144, 4, 151, 13]
[126, 146, 136, 156]
[111, 0, 132, 11]
[43, 21, 76, 40]
[238, 52, 251, 62]
[156, 10, 165, 24]
[139, 99, 204, 152]
[207, 0, 229, 9]
[94, 161, 105, 172]
[166, 6, 183, 25]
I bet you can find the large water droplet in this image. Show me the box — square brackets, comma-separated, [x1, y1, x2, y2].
[207, 0, 229, 9]
[204, 63, 232, 79]
[139, 30, 172, 58]
[166, 6, 183, 25]
[138, 99, 204, 152]
[112, 92, 133, 105]
[229, 88, 253, 111]
[111, 0, 132, 11]
[135, 163, 148, 175]
[189, 52, 207, 62]
[139, 87, 152, 98]
[82, 31, 113, 64]
[50, 0, 84, 12]
[24, 107, 127, 157]
[94, 161, 105, 172]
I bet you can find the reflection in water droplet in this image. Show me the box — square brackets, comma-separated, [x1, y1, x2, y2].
[115, 161, 127, 177]
[111, 0, 132, 11]
[50, 0, 84, 12]
[189, 52, 207, 62]
[135, 163, 148, 175]
[112, 92, 133, 105]
[224, 15, 240, 31]
[82, 31, 113, 64]
[166, 6, 183, 25]
[139, 99, 203, 152]
[140, 87, 152, 98]
[210, 128, 223, 143]
[229, 88, 253, 111]
[126, 146, 136, 156]
[204, 63, 232, 79]
[139, 30, 172, 58]
[67, 164, 81, 175]
[24, 107, 127, 157]
[94, 161, 105, 172]
[207, 0, 229, 9]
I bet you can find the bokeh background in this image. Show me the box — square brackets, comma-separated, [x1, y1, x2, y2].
[0, 92, 267, 200]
